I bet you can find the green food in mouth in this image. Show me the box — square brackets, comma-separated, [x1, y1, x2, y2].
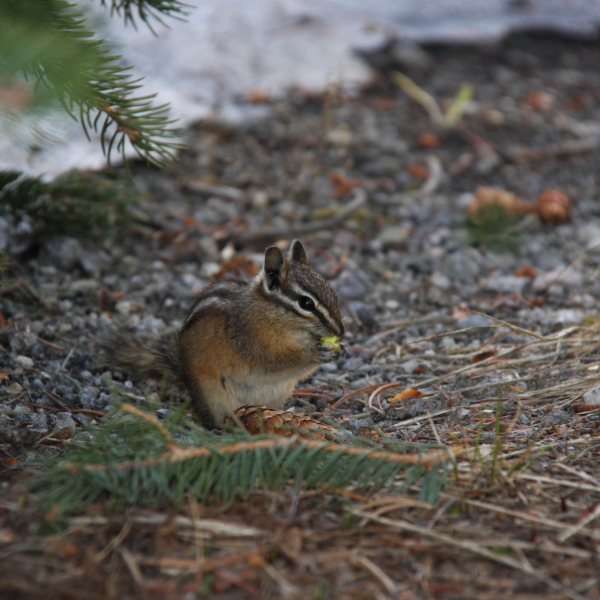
[320, 336, 341, 351]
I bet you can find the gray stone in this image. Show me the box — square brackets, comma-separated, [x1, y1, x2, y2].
[400, 359, 430, 374]
[71, 279, 100, 294]
[484, 275, 529, 294]
[9, 331, 37, 354]
[14, 355, 34, 369]
[39, 236, 82, 271]
[443, 249, 482, 283]
[320, 363, 338, 372]
[348, 301, 378, 329]
[54, 412, 77, 432]
[31, 413, 48, 428]
[583, 385, 600, 404]
[377, 225, 412, 249]
[430, 272, 451, 290]
[390, 40, 432, 71]
[344, 419, 371, 434]
[78, 387, 100, 409]
[551, 309, 584, 324]
[332, 269, 372, 301]
[578, 222, 600, 251]
[96, 393, 113, 407]
[5, 216, 36, 255]
[362, 155, 401, 176]
[14, 413, 32, 427]
[542, 410, 570, 426]
[533, 266, 583, 292]
[450, 407, 470, 421]
[120, 255, 140, 276]
[455, 314, 494, 329]
[80, 249, 111, 274]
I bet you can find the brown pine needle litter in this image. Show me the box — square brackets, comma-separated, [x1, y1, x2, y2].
[1, 319, 599, 599]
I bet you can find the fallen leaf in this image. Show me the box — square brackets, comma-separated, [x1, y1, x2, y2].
[248, 90, 269, 103]
[212, 256, 259, 281]
[54, 427, 71, 440]
[389, 389, 423, 402]
[572, 404, 600, 413]
[329, 170, 362, 198]
[470, 350, 497, 364]
[182, 216, 198, 227]
[407, 163, 430, 180]
[525, 90, 554, 112]
[514, 265, 536, 278]
[452, 303, 470, 320]
[370, 96, 395, 110]
[417, 131, 440, 148]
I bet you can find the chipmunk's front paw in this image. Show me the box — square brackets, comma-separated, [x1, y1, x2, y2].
[316, 338, 347, 363]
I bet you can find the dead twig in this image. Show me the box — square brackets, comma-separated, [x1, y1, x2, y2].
[469, 310, 548, 341]
[505, 135, 600, 162]
[182, 180, 245, 201]
[353, 509, 588, 600]
[413, 155, 443, 198]
[332, 382, 404, 409]
[558, 503, 600, 543]
[230, 188, 366, 245]
[0, 277, 26, 297]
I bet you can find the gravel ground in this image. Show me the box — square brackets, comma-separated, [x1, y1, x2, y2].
[2, 31, 600, 600]
[2, 32, 600, 456]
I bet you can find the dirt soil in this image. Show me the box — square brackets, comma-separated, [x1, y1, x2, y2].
[2, 32, 600, 599]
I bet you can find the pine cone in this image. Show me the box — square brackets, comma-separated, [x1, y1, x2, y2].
[230, 405, 338, 440]
[467, 186, 533, 219]
[535, 188, 571, 224]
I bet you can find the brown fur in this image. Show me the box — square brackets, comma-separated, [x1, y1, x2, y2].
[104, 241, 344, 429]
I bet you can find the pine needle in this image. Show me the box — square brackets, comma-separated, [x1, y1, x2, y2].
[32, 404, 452, 521]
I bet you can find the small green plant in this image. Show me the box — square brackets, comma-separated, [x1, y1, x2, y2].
[0, 169, 140, 241]
[466, 203, 524, 251]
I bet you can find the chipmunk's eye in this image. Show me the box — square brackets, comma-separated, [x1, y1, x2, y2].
[298, 296, 315, 311]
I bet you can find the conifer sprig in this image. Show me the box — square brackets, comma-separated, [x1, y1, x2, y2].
[33, 404, 451, 521]
[100, 0, 189, 29]
[0, 0, 186, 165]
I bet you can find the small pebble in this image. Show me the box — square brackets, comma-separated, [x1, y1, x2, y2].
[54, 412, 78, 432]
[14, 355, 34, 369]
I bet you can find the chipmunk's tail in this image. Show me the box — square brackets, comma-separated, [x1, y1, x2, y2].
[103, 330, 182, 382]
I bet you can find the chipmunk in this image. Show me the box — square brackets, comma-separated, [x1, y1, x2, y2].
[107, 240, 346, 428]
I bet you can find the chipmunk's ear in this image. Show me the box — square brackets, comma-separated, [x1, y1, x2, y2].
[263, 246, 287, 290]
[289, 239, 308, 264]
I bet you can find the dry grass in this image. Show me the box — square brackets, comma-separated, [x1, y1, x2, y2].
[1, 321, 599, 600]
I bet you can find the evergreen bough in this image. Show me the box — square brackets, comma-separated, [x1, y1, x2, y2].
[34, 404, 450, 522]
[0, 0, 187, 165]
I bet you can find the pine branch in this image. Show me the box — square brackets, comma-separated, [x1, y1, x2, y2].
[0, 169, 137, 240]
[33, 404, 452, 522]
[0, 0, 185, 165]
[100, 0, 189, 30]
